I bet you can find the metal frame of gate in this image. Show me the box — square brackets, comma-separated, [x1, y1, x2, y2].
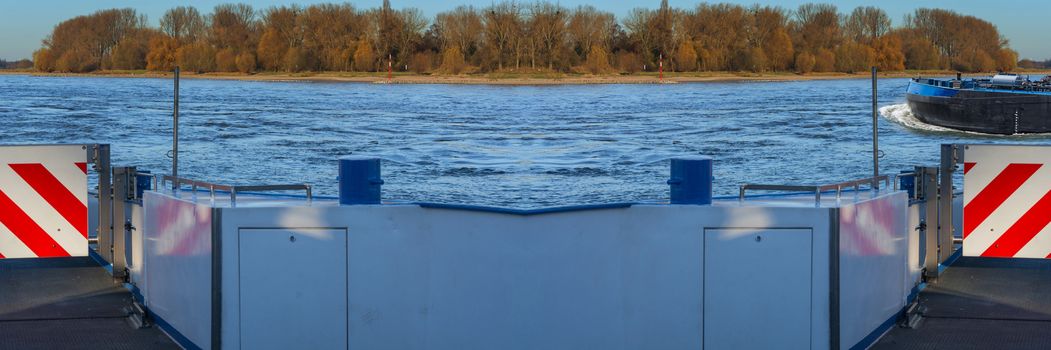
[87, 144, 114, 267]
[896, 144, 963, 283]
[79, 144, 139, 280]
[921, 143, 1051, 276]
[939, 144, 960, 266]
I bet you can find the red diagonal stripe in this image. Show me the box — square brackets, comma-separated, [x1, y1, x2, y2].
[964, 162, 976, 174]
[75, 162, 87, 174]
[0, 189, 70, 257]
[0, 251, 5, 259]
[964, 163, 1042, 238]
[981, 188, 1051, 257]
[9, 163, 88, 238]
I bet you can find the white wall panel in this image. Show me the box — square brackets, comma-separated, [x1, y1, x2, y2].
[838, 191, 909, 349]
[143, 191, 213, 350]
[217, 203, 835, 350]
[135, 188, 911, 350]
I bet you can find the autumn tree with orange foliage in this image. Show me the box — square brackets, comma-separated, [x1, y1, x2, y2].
[146, 37, 179, 71]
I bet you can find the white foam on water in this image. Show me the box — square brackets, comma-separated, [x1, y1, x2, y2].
[879, 103, 960, 133]
[880, 103, 1051, 137]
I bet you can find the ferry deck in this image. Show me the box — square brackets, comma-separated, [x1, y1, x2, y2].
[2, 144, 1051, 349]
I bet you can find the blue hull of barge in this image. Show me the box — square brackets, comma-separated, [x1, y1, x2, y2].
[905, 79, 1051, 134]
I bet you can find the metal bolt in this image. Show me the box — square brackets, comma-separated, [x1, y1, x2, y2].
[755, 235, 762, 242]
[289, 235, 296, 242]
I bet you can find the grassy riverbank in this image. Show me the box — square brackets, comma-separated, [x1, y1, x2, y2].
[4, 69, 1049, 85]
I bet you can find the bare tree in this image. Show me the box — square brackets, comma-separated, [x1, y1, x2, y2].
[623, 8, 655, 66]
[483, 2, 522, 70]
[161, 7, 205, 44]
[209, 3, 257, 52]
[844, 6, 890, 44]
[434, 6, 483, 61]
[528, 2, 568, 70]
[396, 8, 428, 65]
[567, 6, 615, 61]
[794, 3, 841, 53]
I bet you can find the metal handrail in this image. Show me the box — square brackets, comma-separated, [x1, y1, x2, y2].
[739, 185, 825, 202]
[822, 175, 893, 200]
[739, 175, 894, 203]
[230, 184, 313, 202]
[159, 175, 312, 203]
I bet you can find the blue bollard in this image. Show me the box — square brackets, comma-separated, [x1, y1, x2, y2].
[899, 169, 916, 199]
[135, 171, 152, 198]
[668, 156, 713, 205]
[338, 156, 383, 205]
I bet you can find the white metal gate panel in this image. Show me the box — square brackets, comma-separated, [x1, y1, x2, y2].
[0, 145, 88, 258]
[963, 144, 1051, 258]
[239, 228, 348, 350]
[704, 228, 812, 349]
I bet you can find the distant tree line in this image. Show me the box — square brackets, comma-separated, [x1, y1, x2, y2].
[1019, 59, 1051, 70]
[0, 59, 33, 69]
[31, 1, 1020, 74]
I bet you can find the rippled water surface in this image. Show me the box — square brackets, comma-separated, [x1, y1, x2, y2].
[2, 74, 1049, 207]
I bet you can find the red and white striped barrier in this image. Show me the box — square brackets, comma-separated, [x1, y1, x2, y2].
[0, 145, 88, 259]
[964, 145, 1051, 258]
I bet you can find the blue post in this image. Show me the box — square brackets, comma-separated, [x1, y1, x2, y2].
[899, 169, 916, 199]
[668, 156, 713, 205]
[134, 170, 152, 198]
[338, 156, 383, 205]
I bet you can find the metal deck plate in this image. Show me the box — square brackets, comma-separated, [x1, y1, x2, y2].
[0, 257, 179, 349]
[874, 257, 1051, 349]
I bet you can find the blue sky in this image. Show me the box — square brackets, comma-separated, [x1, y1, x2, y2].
[2, 1, 1049, 61]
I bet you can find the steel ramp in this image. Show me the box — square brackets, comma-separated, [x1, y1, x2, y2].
[0, 257, 179, 350]
[873, 257, 1051, 349]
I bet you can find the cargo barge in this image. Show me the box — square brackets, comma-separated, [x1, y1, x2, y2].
[906, 74, 1051, 134]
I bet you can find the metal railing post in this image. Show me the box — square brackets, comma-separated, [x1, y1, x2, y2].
[92, 144, 114, 264]
[111, 166, 134, 279]
[172, 66, 180, 190]
[919, 166, 940, 281]
[938, 144, 960, 267]
[872, 66, 880, 190]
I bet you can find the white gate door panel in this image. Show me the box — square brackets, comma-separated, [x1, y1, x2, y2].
[704, 228, 812, 350]
[963, 145, 1051, 258]
[239, 228, 348, 350]
[0, 145, 88, 258]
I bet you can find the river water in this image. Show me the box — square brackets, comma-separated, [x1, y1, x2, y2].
[2, 74, 1048, 208]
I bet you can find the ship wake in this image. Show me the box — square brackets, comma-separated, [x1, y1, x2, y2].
[879, 103, 960, 133]
[880, 103, 1051, 137]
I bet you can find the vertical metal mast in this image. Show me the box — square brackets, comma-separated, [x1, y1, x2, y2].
[871, 66, 879, 190]
[173, 66, 180, 188]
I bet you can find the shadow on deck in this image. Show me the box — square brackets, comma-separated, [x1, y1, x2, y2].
[874, 257, 1051, 349]
[3, 256, 1050, 349]
[0, 257, 178, 350]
